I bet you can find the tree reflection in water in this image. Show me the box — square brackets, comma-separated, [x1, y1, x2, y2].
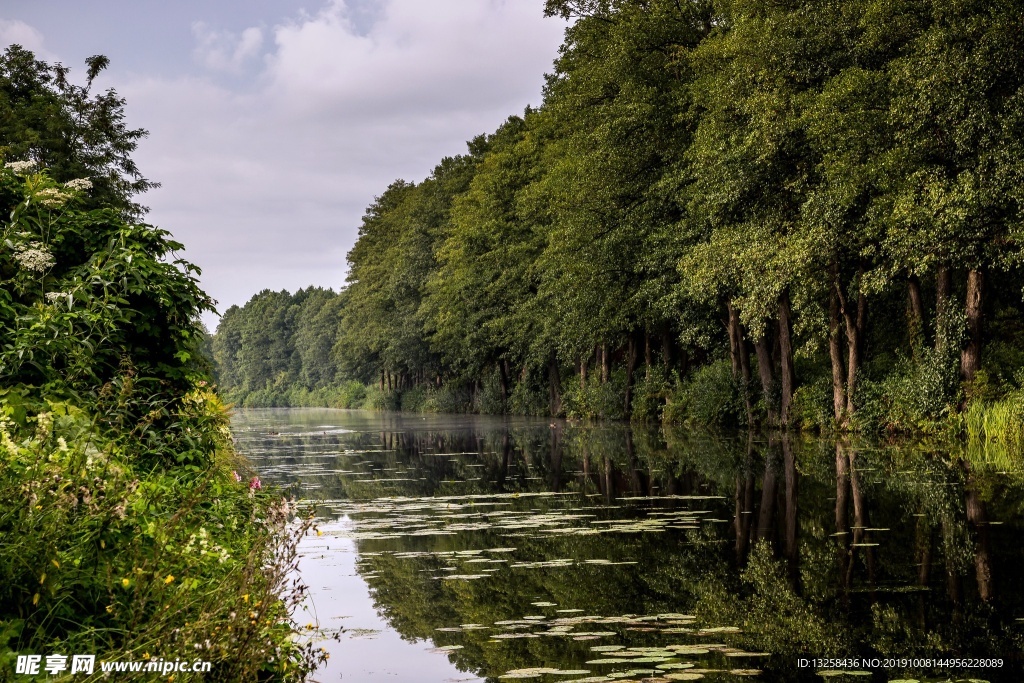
[234, 409, 1024, 682]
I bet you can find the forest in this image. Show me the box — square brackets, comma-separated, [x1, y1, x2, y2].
[211, 0, 1024, 439]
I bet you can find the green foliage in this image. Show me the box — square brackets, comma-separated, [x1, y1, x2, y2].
[0, 167, 217, 464]
[663, 360, 741, 428]
[208, 0, 1024, 448]
[0, 48, 322, 679]
[0, 46, 155, 218]
[563, 371, 628, 421]
[0, 394, 322, 681]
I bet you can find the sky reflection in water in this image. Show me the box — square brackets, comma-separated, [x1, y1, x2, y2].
[231, 408, 1024, 683]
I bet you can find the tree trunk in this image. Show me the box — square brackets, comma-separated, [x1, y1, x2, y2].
[380, 370, 385, 393]
[907, 275, 924, 354]
[644, 328, 652, 378]
[498, 360, 509, 406]
[624, 334, 638, 417]
[728, 303, 754, 424]
[936, 264, 953, 354]
[600, 344, 610, 384]
[778, 293, 796, 428]
[548, 351, 562, 416]
[829, 280, 846, 424]
[838, 268, 865, 419]
[661, 329, 672, 372]
[579, 355, 588, 390]
[754, 333, 778, 426]
[961, 268, 984, 383]
[727, 304, 742, 379]
[386, 371, 392, 392]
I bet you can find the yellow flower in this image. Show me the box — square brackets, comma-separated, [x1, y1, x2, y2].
[122, 578, 130, 587]
[32, 593, 40, 605]
[242, 594, 250, 603]
[164, 575, 175, 584]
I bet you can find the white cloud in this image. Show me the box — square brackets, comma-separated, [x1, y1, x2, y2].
[192, 22, 264, 74]
[0, 18, 53, 59]
[117, 0, 567, 328]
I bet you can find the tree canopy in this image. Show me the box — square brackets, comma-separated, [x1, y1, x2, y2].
[213, 0, 1024, 435]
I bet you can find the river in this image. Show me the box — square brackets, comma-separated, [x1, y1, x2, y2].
[230, 408, 1023, 683]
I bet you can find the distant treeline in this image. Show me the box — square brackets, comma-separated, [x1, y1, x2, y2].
[212, 0, 1024, 437]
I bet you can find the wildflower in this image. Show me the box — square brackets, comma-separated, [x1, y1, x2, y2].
[164, 575, 175, 584]
[5, 160, 37, 173]
[232, 470, 242, 482]
[32, 593, 40, 605]
[44, 291, 72, 307]
[64, 178, 93, 191]
[35, 187, 72, 207]
[248, 476, 262, 491]
[122, 578, 130, 587]
[13, 242, 55, 272]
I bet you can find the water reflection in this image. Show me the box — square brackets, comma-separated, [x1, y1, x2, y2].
[232, 409, 1024, 682]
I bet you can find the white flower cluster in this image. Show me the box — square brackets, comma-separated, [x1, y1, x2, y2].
[13, 242, 55, 272]
[35, 187, 72, 208]
[44, 291, 70, 305]
[183, 527, 231, 564]
[64, 178, 93, 192]
[5, 160, 37, 174]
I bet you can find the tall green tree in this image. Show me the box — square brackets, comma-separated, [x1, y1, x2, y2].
[0, 46, 155, 217]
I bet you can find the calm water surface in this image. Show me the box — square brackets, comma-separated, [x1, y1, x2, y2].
[230, 408, 1024, 683]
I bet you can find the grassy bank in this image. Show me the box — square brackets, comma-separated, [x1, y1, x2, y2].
[0, 389, 323, 682]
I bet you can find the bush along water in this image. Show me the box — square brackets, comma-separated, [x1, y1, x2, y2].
[0, 163, 325, 680]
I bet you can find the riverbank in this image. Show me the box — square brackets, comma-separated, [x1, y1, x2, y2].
[0, 159, 324, 680]
[222, 367, 1024, 451]
[0, 388, 325, 681]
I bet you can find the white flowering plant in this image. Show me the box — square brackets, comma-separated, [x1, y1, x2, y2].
[0, 162, 216, 463]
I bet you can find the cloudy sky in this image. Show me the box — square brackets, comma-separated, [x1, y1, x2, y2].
[1, 1, 567, 329]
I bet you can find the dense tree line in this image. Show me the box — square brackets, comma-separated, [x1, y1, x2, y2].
[213, 0, 1024, 434]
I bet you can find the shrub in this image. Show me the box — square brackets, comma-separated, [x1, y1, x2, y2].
[0, 392, 325, 681]
[663, 359, 741, 428]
